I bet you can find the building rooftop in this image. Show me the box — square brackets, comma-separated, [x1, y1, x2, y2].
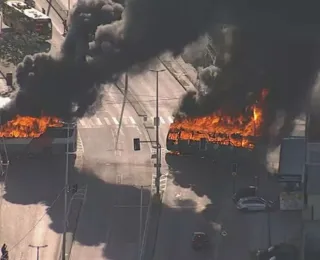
[279, 137, 306, 176]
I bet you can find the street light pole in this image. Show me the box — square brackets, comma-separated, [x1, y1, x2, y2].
[267, 207, 271, 247]
[139, 186, 143, 252]
[28, 245, 48, 260]
[62, 123, 70, 260]
[149, 69, 165, 196]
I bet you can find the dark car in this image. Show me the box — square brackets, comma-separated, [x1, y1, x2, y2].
[256, 243, 299, 260]
[192, 232, 209, 251]
[232, 186, 257, 203]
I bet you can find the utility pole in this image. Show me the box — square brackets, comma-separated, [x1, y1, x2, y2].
[139, 185, 143, 251]
[0, 14, 2, 35]
[28, 245, 48, 260]
[149, 69, 165, 196]
[267, 207, 271, 247]
[62, 123, 71, 260]
[115, 73, 128, 150]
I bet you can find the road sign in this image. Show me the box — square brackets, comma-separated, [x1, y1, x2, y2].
[232, 172, 237, 177]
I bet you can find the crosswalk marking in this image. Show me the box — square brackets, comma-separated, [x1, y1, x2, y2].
[129, 116, 136, 124]
[78, 115, 175, 128]
[79, 118, 91, 128]
[93, 117, 102, 126]
[112, 117, 119, 125]
[160, 117, 165, 124]
[104, 117, 111, 125]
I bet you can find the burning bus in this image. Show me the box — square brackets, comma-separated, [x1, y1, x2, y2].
[166, 89, 268, 157]
[0, 97, 77, 156]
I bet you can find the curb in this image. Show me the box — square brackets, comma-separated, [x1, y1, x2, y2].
[65, 199, 84, 260]
[141, 197, 163, 260]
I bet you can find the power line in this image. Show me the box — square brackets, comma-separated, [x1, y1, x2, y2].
[7, 186, 66, 253]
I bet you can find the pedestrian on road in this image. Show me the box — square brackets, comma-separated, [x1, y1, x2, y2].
[1, 244, 7, 255]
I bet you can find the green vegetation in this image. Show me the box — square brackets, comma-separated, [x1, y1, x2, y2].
[0, 32, 51, 65]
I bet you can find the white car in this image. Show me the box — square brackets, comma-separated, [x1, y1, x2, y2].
[236, 197, 273, 212]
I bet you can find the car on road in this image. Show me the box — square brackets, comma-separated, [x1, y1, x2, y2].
[232, 186, 257, 203]
[236, 196, 273, 212]
[256, 243, 299, 260]
[191, 232, 209, 251]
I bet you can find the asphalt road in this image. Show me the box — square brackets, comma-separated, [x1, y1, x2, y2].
[153, 151, 302, 260]
[69, 83, 155, 260]
[0, 10, 68, 260]
[1, 1, 304, 259]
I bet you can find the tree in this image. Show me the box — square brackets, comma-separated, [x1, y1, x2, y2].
[0, 31, 51, 65]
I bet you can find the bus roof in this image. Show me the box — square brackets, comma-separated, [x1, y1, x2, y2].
[4, 1, 51, 20]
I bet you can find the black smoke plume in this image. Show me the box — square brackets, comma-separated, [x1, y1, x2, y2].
[1, 0, 215, 123]
[176, 3, 320, 143]
[1, 0, 320, 144]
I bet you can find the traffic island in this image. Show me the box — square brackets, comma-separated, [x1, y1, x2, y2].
[141, 193, 163, 260]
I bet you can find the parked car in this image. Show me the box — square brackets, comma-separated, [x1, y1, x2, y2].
[232, 186, 257, 203]
[236, 196, 273, 212]
[191, 232, 209, 251]
[256, 243, 299, 260]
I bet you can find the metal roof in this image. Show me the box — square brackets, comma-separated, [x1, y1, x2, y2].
[279, 137, 306, 176]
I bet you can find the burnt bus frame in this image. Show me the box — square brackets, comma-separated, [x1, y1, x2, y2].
[166, 130, 256, 157]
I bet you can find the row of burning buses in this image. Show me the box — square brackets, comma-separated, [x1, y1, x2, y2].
[0, 89, 268, 156]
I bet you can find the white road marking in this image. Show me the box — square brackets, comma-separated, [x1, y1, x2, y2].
[167, 116, 174, 123]
[103, 117, 111, 125]
[160, 117, 165, 124]
[112, 117, 119, 125]
[79, 118, 90, 128]
[129, 116, 136, 124]
[93, 117, 102, 126]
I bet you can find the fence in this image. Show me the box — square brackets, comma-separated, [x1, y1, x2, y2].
[46, 0, 68, 21]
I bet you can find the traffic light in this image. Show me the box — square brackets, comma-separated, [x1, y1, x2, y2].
[199, 138, 207, 151]
[133, 138, 141, 151]
[5, 73, 12, 87]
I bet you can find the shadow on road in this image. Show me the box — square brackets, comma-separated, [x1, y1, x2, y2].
[0, 154, 216, 259]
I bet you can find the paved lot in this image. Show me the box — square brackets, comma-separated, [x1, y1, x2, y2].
[153, 151, 302, 260]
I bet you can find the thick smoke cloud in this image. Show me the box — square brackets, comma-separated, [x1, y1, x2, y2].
[1, 0, 215, 123]
[1, 0, 320, 144]
[176, 3, 320, 142]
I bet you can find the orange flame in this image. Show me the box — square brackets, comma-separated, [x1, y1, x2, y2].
[168, 89, 268, 149]
[0, 115, 63, 138]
